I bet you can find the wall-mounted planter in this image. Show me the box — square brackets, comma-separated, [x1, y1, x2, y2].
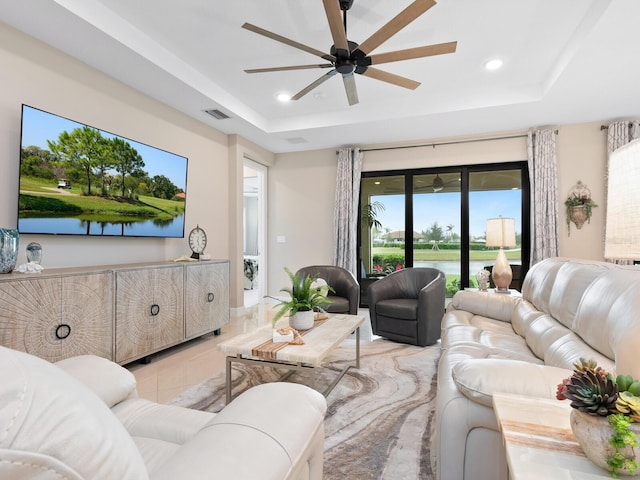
[565, 180, 597, 235]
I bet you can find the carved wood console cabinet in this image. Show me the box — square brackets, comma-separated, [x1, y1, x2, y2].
[0, 260, 229, 364]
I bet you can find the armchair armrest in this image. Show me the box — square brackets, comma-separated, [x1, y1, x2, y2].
[328, 269, 360, 314]
[418, 272, 446, 320]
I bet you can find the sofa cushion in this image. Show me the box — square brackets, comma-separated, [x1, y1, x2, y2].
[0, 346, 148, 480]
[376, 298, 418, 320]
[451, 358, 571, 407]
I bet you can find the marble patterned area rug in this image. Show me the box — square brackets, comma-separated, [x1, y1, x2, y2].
[169, 338, 440, 480]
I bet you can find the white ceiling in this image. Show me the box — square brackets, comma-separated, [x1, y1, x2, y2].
[1, 0, 638, 153]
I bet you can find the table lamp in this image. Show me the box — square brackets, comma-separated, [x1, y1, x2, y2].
[486, 216, 516, 293]
[605, 138, 640, 261]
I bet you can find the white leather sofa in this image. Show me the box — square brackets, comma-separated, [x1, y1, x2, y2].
[0, 346, 327, 480]
[433, 257, 640, 480]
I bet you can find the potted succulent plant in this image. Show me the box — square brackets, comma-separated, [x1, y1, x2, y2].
[269, 267, 334, 330]
[557, 358, 640, 477]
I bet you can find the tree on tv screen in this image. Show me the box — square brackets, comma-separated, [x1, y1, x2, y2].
[23, 126, 182, 200]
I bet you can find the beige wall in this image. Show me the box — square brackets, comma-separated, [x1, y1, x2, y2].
[268, 149, 337, 293]
[267, 123, 613, 295]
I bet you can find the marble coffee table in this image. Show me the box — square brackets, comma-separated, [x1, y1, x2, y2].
[219, 313, 364, 404]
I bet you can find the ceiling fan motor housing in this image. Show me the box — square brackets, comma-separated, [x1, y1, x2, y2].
[339, 0, 355, 11]
[330, 41, 370, 74]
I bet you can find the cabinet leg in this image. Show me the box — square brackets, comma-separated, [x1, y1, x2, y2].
[140, 355, 152, 364]
[213, 328, 222, 336]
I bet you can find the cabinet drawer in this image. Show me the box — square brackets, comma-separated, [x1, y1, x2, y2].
[115, 266, 184, 364]
[0, 273, 113, 362]
[185, 262, 230, 338]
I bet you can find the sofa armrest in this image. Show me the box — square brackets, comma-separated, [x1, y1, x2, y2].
[447, 290, 519, 322]
[151, 383, 327, 480]
[55, 355, 138, 408]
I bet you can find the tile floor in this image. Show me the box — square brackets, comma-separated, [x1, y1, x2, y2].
[127, 302, 373, 404]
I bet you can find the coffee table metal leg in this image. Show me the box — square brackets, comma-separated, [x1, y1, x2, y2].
[356, 325, 360, 369]
[226, 356, 233, 404]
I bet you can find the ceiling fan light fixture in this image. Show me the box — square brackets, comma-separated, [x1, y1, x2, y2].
[276, 92, 292, 102]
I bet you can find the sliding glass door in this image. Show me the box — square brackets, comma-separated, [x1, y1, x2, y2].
[412, 172, 461, 291]
[468, 168, 525, 289]
[358, 163, 529, 305]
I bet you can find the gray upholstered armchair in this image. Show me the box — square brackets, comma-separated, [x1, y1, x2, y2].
[295, 265, 359, 315]
[367, 267, 446, 346]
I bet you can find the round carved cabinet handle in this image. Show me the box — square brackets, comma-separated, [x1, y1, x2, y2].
[55, 324, 71, 340]
[150, 304, 160, 316]
[207, 292, 215, 302]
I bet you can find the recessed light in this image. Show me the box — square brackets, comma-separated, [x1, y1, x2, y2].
[276, 93, 291, 102]
[484, 58, 504, 71]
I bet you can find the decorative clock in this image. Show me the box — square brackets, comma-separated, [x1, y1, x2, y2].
[188, 225, 207, 260]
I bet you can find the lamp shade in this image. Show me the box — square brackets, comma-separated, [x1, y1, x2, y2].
[605, 138, 640, 260]
[485, 217, 516, 248]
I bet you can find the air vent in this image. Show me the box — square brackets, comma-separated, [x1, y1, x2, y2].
[286, 137, 308, 144]
[204, 109, 230, 120]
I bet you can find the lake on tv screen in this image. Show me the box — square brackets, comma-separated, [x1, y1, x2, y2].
[18, 215, 185, 237]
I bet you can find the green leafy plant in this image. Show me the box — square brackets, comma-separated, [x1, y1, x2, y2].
[268, 267, 334, 327]
[557, 358, 640, 477]
[363, 201, 385, 230]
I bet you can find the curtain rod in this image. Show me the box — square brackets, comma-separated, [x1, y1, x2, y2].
[336, 130, 558, 154]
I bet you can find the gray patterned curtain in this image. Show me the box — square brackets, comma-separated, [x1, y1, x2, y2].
[606, 121, 640, 265]
[527, 129, 559, 265]
[333, 148, 363, 275]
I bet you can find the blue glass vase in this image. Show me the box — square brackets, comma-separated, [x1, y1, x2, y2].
[0, 228, 19, 273]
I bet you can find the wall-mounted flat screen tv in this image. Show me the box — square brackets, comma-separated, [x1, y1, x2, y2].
[18, 105, 188, 237]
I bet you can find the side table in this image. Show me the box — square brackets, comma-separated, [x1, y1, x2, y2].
[492, 393, 611, 479]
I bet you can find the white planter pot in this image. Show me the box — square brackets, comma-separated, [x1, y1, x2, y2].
[289, 310, 314, 330]
[570, 409, 640, 476]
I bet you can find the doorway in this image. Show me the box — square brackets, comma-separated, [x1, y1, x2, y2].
[243, 160, 266, 307]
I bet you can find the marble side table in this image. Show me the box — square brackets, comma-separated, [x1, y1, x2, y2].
[493, 393, 612, 479]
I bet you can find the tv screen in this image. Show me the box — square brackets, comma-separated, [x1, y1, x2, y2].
[18, 105, 188, 237]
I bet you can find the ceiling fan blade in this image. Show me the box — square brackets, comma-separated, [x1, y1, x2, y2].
[342, 73, 359, 105]
[245, 64, 333, 74]
[291, 70, 338, 100]
[322, 0, 349, 54]
[242, 22, 335, 62]
[369, 41, 457, 65]
[361, 67, 420, 90]
[356, 0, 437, 55]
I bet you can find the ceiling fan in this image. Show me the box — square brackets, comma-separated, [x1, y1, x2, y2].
[432, 174, 459, 192]
[242, 0, 457, 106]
